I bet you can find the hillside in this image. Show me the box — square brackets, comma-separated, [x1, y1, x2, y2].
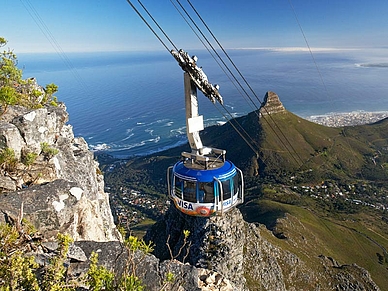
[102, 90, 388, 290]
[104, 91, 388, 188]
[241, 198, 388, 290]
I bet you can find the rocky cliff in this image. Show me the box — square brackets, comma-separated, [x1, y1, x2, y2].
[0, 103, 119, 242]
[146, 205, 381, 290]
[0, 101, 235, 290]
[259, 91, 286, 116]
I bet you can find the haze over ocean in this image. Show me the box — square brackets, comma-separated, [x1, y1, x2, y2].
[19, 48, 388, 158]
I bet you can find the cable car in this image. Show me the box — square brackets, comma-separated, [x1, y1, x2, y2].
[167, 50, 244, 217]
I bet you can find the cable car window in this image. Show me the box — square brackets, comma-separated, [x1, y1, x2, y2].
[198, 182, 214, 203]
[174, 177, 183, 199]
[233, 174, 240, 195]
[183, 181, 197, 203]
[222, 179, 232, 200]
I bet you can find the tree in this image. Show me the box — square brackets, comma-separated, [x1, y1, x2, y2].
[0, 38, 22, 87]
[0, 38, 23, 114]
[0, 85, 18, 113]
[0, 37, 59, 113]
[44, 83, 59, 106]
[0, 37, 6, 47]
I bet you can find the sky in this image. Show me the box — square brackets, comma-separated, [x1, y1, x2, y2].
[2, 0, 388, 53]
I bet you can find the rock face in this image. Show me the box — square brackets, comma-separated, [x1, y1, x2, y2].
[146, 205, 381, 291]
[259, 91, 286, 116]
[0, 104, 119, 242]
[146, 207, 246, 289]
[67, 240, 233, 291]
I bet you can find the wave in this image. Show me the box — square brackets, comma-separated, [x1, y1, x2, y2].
[139, 136, 188, 157]
[119, 136, 161, 150]
[170, 126, 186, 136]
[224, 104, 235, 110]
[120, 133, 134, 141]
[156, 119, 169, 124]
[90, 143, 110, 151]
[145, 128, 154, 136]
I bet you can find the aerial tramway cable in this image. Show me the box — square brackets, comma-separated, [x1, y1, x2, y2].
[287, 0, 364, 178]
[171, 0, 265, 154]
[287, 0, 329, 97]
[127, 0, 306, 168]
[20, 0, 89, 94]
[175, 0, 304, 167]
[169, 0, 261, 154]
[126, 0, 171, 52]
[174, 0, 261, 113]
[136, 0, 179, 52]
[127, 0, 261, 157]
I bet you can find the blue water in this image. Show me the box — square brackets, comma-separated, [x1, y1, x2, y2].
[18, 48, 388, 157]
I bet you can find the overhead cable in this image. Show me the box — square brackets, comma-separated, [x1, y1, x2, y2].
[20, 0, 89, 93]
[178, 0, 304, 167]
[126, 0, 260, 155]
[126, 0, 171, 52]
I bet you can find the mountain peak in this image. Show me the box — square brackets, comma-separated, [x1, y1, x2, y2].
[259, 91, 286, 116]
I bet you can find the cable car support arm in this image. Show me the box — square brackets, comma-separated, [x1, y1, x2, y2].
[171, 49, 225, 169]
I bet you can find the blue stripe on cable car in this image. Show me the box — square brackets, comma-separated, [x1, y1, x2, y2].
[173, 160, 237, 182]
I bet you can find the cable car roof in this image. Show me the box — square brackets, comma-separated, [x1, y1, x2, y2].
[173, 160, 237, 182]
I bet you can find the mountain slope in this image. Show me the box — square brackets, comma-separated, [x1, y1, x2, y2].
[102, 90, 388, 289]
[202, 91, 388, 183]
[104, 90, 388, 193]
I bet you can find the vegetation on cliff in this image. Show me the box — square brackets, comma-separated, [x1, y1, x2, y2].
[0, 220, 158, 290]
[0, 38, 58, 114]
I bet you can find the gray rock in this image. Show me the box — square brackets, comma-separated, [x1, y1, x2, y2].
[41, 241, 59, 251]
[68, 244, 87, 262]
[0, 105, 119, 242]
[0, 121, 25, 159]
[34, 253, 52, 266]
[146, 206, 382, 291]
[146, 206, 244, 290]
[0, 176, 17, 191]
[259, 91, 286, 116]
[69, 240, 226, 291]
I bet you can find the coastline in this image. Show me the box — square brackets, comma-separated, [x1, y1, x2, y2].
[306, 111, 388, 127]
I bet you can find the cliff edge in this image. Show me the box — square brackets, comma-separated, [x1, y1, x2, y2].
[146, 205, 381, 290]
[0, 103, 119, 242]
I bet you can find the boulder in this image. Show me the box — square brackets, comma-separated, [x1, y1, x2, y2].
[0, 179, 119, 241]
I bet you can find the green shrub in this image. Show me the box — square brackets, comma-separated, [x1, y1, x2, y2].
[86, 252, 115, 291]
[0, 221, 153, 291]
[22, 152, 38, 167]
[0, 224, 40, 290]
[0, 37, 59, 113]
[41, 142, 59, 160]
[0, 147, 18, 172]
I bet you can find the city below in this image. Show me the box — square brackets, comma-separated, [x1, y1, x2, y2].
[307, 111, 388, 127]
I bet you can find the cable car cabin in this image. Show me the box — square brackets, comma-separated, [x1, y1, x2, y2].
[167, 159, 244, 217]
[166, 50, 244, 217]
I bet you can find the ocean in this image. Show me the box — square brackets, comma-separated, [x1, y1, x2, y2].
[18, 48, 388, 158]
